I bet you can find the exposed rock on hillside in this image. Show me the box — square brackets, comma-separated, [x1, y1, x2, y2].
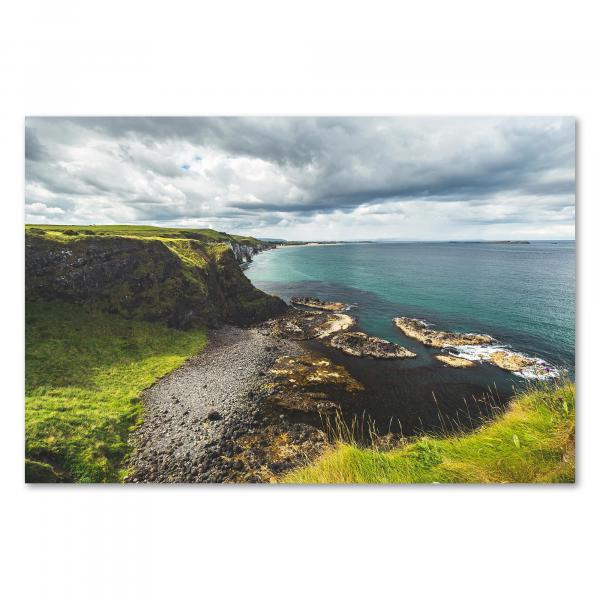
[26, 232, 286, 329]
[228, 240, 272, 264]
[328, 331, 416, 359]
[394, 316, 493, 347]
[290, 296, 349, 311]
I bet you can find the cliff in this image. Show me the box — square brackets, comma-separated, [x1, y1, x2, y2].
[25, 225, 286, 328]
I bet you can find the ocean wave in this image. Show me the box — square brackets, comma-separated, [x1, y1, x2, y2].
[448, 344, 560, 380]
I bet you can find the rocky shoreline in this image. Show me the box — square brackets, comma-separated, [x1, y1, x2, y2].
[329, 331, 416, 359]
[290, 296, 349, 311]
[394, 315, 556, 377]
[261, 308, 354, 340]
[127, 296, 558, 483]
[127, 325, 330, 483]
[126, 301, 420, 482]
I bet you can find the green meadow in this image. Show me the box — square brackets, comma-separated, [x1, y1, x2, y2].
[25, 301, 207, 483]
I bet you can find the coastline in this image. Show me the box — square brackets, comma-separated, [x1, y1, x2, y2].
[127, 325, 326, 483]
[124, 304, 573, 483]
[25, 227, 575, 483]
[246, 240, 575, 378]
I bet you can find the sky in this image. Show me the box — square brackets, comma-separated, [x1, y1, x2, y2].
[25, 117, 576, 241]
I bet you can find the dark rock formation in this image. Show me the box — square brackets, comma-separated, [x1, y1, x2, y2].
[290, 296, 349, 311]
[261, 308, 354, 340]
[227, 240, 274, 264]
[25, 233, 286, 329]
[328, 331, 416, 359]
[267, 353, 364, 415]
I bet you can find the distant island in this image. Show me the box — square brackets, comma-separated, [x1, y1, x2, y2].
[280, 240, 373, 246]
[449, 240, 531, 244]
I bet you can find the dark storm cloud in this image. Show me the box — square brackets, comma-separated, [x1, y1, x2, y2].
[24, 116, 575, 239]
[25, 127, 48, 162]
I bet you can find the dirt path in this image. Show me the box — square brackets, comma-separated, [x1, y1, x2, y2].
[126, 325, 303, 483]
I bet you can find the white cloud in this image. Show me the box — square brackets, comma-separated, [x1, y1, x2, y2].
[25, 117, 576, 240]
[27, 202, 65, 215]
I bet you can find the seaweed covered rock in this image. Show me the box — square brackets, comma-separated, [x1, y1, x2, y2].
[328, 331, 416, 359]
[263, 309, 354, 340]
[290, 296, 348, 311]
[25, 232, 286, 329]
[266, 353, 364, 414]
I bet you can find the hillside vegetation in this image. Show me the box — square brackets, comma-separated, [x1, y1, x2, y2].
[25, 223, 261, 245]
[25, 225, 285, 329]
[25, 225, 285, 483]
[25, 301, 208, 482]
[285, 381, 575, 484]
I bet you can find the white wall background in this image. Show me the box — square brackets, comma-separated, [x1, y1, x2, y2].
[1, 2, 597, 599]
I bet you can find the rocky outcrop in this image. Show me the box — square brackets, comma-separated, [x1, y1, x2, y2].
[266, 354, 364, 415]
[263, 309, 354, 340]
[25, 232, 286, 329]
[228, 240, 274, 264]
[328, 332, 416, 359]
[488, 351, 536, 372]
[435, 355, 476, 368]
[290, 296, 349, 311]
[394, 316, 493, 347]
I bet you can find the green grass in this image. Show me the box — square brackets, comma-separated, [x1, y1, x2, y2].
[25, 301, 208, 483]
[26, 225, 283, 328]
[285, 381, 575, 484]
[25, 223, 263, 245]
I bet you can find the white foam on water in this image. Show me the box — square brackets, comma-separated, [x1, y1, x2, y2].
[415, 318, 435, 328]
[448, 344, 560, 380]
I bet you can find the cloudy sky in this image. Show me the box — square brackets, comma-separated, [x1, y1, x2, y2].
[25, 117, 575, 240]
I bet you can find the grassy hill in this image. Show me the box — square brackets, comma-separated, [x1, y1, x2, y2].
[25, 301, 208, 482]
[25, 224, 285, 329]
[285, 381, 575, 484]
[25, 223, 263, 246]
[25, 224, 286, 483]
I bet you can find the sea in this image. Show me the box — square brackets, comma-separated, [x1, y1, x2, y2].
[246, 241, 575, 434]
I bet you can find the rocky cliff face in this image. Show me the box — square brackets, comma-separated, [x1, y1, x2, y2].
[228, 241, 266, 264]
[25, 231, 286, 329]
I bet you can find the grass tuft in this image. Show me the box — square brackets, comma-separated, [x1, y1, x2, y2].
[285, 380, 575, 484]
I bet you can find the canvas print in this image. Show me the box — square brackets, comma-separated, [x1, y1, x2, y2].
[24, 117, 575, 484]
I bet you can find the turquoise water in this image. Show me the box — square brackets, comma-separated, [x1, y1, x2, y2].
[248, 242, 575, 374]
[247, 241, 574, 433]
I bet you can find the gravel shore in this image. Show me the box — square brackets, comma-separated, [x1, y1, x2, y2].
[126, 325, 304, 483]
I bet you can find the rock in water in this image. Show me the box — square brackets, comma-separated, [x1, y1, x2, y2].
[267, 353, 364, 414]
[290, 296, 349, 311]
[435, 354, 476, 368]
[393, 316, 493, 347]
[264, 309, 354, 340]
[488, 351, 536, 372]
[329, 331, 416, 359]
